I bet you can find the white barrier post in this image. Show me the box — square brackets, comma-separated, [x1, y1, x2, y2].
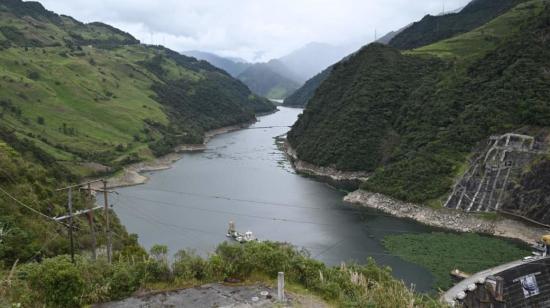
[278, 272, 285, 302]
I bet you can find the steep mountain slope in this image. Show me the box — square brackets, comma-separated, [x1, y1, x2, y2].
[278, 42, 355, 82]
[182, 50, 251, 77]
[0, 0, 274, 264]
[237, 60, 300, 100]
[282, 66, 332, 107]
[0, 0, 274, 177]
[376, 30, 401, 45]
[376, 25, 411, 45]
[504, 155, 550, 224]
[282, 0, 524, 108]
[288, 0, 550, 207]
[389, 0, 527, 50]
[0, 138, 138, 265]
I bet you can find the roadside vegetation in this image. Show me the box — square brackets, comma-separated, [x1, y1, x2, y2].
[383, 232, 531, 290]
[0, 241, 444, 307]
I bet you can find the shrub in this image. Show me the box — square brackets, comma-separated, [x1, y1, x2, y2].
[107, 262, 145, 299]
[173, 250, 208, 281]
[5, 242, 438, 307]
[27, 71, 39, 80]
[22, 256, 85, 307]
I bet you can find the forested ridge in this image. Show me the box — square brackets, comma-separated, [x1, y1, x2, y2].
[237, 61, 300, 100]
[285, 0, 531, 108]
[288, 0, 550, 203]
[388, 0, 528, 50]
[282, 66, 332, 107]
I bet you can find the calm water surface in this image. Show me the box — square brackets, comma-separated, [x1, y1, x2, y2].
[114, 107, 436, 291]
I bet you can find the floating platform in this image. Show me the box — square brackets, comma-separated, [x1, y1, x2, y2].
[226, 221, 257, 243]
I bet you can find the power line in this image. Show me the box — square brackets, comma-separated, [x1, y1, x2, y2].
[119, 193, 337, 226]
[116, 199, 223, 237]
[117, 191, 448, 233]
[0, 186, 65, 226]
[23, 232, 61, 263]
[115, 193, 458, 236]
[115, 200, 538, 267]
[125, 186, 394, 216]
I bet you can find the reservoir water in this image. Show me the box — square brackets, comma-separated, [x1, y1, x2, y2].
[114, 107, 436, 291]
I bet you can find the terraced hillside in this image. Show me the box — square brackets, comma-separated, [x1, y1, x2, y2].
[288, 0, 550, 212]
[0, 0, 274, 177]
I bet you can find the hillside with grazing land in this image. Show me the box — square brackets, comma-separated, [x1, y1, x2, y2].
[0, 0, 273, 295]
[288, 0, 550, 210]
[0, 0, 274, 178]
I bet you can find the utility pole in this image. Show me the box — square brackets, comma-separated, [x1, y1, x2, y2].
[68, 187, 75, 264]
[87, 183, 97, 260]
[103, 180, 112, 264]
[56, 179, 105, 263]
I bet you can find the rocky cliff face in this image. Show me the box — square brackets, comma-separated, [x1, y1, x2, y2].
[503, 157, 550, 224]
[443, 131, 550, 225]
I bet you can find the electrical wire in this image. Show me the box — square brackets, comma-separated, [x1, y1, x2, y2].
[129, 186, 365, 212]
[119, 193, 337, 226]
[121, 186, 460, 224]
[113, 195, 544, 266]
[116, 200, 546, 266]
[23, 232, 62, 263]
[0, 186, 67, 226]
[116, 193, 441, 234]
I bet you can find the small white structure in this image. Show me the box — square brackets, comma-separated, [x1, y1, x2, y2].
[226, 221, 257, 243]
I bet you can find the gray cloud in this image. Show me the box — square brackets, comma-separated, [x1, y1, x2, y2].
[37, 0, 472, 61]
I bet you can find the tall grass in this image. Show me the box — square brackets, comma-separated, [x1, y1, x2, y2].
[1, 241, 444, 307]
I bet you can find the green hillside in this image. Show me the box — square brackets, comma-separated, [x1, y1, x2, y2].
[283, 66, 332, 107]
[182, 50, 251, 77]
[283, 0, 529, 108]
[408, 0, 543, 60]
[288, 0, 550, 203]
[0, 0, 274, 177]
[237, 60, 300, 100]
[388, 0, 527, 50]
[0, 138, 140, 268]
[0, 0, 274, 275]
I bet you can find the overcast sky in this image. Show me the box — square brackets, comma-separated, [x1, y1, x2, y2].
[37, 0, 472, 62]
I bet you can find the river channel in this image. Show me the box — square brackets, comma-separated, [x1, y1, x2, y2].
[113, 107, 436, 291]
